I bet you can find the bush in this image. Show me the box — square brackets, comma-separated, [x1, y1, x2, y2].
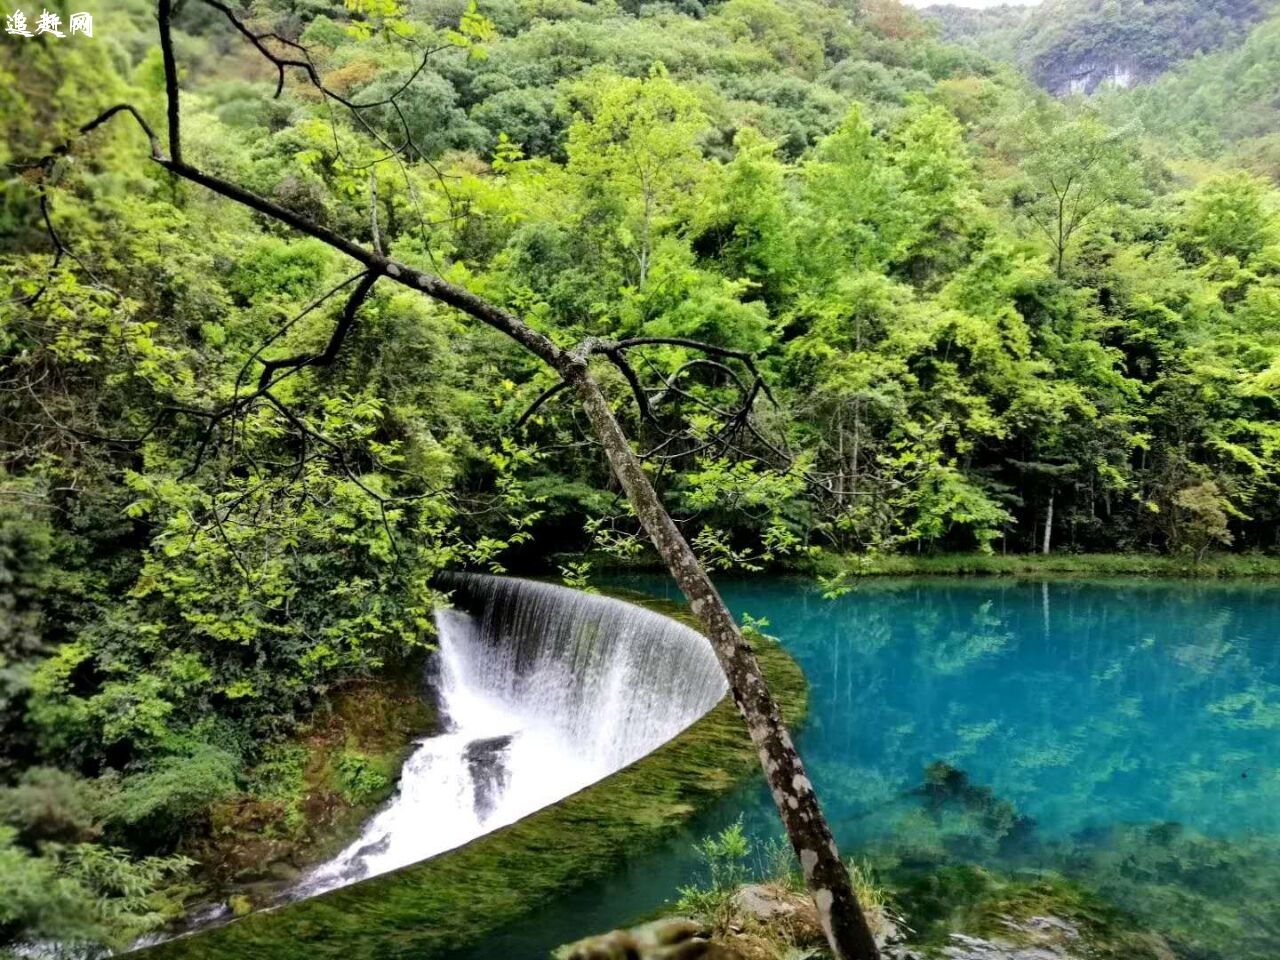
[0, 826, 192, 952]
[0, 767, 102, 846]
[334, 751, 392, 803]
[98, 746, 240, 850]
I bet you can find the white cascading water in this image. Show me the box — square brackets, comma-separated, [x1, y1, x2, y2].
[291, 575, 727, 901]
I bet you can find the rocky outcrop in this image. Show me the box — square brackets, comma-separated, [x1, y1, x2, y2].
[556, 918, 738, 960]
[1038, 58, 1152, 97]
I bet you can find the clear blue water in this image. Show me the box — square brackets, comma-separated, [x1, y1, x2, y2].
[456, 578, 1280, 959]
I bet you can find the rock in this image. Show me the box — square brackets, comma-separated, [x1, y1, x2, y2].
[936, 915, 1089, 960]
[265, 860, 301, 883]
[732, 884, 795, 922]
[651, 919, 708, 947]
[731, 882, 907, 953]
[1022, 916, 1080, 940]
[877, 913, 908, 949]
[556, 917, 744, 960]
[941, 932, 1064, 959]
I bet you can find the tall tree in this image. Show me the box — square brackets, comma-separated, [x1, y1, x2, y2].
[1008, 106, 1142, 277]
[566, 66, 709, 290]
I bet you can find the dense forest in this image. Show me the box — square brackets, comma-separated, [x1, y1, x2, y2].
[2, 0, 1279, 952]
[1108, 6, 1280, 177]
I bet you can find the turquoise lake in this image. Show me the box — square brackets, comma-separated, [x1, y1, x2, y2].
[454, 578, 1280, 959]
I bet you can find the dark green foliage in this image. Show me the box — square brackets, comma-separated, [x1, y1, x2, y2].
[98, 747, 240, 851]
[0, 827, 194, 953]
[914, 762, 1036, 855]
[1026, 0, 1272, 93]
[0, 768, 102, 847]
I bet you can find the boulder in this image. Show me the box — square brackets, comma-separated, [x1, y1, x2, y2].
[556, 917, 743, 960]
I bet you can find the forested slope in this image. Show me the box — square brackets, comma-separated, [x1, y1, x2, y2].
[926, 0, 1277, 95]
[1, 0, 1279, 949]
[1107, 5, 1280, 178]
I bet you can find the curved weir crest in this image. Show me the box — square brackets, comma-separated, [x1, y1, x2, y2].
[293, 575, 727, 900]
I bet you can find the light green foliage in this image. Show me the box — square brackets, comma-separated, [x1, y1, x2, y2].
[566, 65, 710, 290]
[1179, 173, 1279, 263]
[675, 819, 752, 931]
[558, 560, 595, 592]
[1003, 104, 1144, 277]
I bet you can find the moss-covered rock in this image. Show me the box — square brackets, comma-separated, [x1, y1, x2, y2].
[183, 674, 436, 909]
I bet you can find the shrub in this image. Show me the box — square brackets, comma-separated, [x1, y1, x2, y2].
[335, 751, 392, 803]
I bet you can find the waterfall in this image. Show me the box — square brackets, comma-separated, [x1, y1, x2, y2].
[291, 576, 727, 900]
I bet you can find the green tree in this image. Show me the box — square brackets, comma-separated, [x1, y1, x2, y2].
[1179, 172, 1279, 264]
[566, 65, 710, 289]
[1008, 106, 1143, 277]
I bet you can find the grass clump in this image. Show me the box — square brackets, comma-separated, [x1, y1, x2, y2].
[675, 819, 753, 932]
[673, 822, 897, 959]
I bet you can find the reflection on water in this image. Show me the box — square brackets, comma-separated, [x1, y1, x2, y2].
[457, 577, 1280, 960]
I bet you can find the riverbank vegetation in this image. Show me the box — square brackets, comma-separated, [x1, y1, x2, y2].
[820, 550, 1280, 579]
[3, 0, 1280, 950]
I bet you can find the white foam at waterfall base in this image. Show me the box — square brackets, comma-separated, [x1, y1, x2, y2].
[292, 578, 727, 901]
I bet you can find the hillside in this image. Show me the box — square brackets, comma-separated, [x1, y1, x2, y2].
[924, 0, 1275, 95]
[1110, 6, 1280, 177]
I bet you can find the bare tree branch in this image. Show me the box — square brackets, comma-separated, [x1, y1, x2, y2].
[514, 381, 572, 431]
[256, 270, 380, 391]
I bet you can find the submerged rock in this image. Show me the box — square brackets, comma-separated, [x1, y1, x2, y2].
[936, 930, 1070, 959]
[883, 913, 1129, 960]
[556, 918, 738, 959]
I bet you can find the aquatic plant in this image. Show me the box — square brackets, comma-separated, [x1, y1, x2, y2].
[676, 819, 753, 932]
